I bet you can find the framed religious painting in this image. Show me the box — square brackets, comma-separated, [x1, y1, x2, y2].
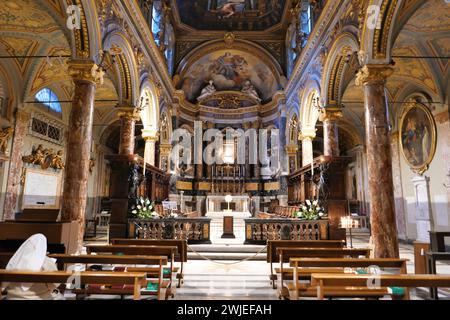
[399, 102, 437, 175]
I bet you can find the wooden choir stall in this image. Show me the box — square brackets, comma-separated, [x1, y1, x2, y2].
[288, 156, 352, 240]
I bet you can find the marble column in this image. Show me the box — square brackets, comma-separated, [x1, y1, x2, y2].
[3, 109, 30, 220]
[356, 64, 399, 258]
[62, 60, 98, 251]
[320, 108, 342, 157]
[301, 130, 316, 167]
[142, 129, 158, 167]
[253, 121, 261, 179]
[118, 109, 138, 155]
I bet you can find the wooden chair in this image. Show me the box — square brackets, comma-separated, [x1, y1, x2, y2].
[0, 270, 147, 300]
[49, 254, 169, 300]
[288, 258, 408, 300]
[111, 239, 188, 288]
[267, 240, 346, 289]
[310, 274, 450, 300]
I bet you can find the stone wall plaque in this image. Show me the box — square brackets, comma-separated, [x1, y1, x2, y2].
[22, 168, 62, 210]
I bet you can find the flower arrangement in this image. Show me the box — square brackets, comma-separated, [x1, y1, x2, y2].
[296, 200, 326, 220]
[130, 197, 159, 219]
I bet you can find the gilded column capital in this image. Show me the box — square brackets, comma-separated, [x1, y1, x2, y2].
[355, 64, 394, 86]
[142, 129, 159, 141]
[68, 60, 104, 85]
[117, 107, 141, 121]
[299, 128, 316, 141]
[319, 107, 344, 122]
[285, 144, 298, 154]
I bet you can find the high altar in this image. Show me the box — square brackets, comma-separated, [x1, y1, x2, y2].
[206, 194, 251, 219]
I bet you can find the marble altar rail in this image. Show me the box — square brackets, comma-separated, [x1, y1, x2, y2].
[244, 219, 329, 244]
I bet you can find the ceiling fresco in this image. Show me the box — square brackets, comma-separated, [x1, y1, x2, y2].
[175, 0, 288, 31]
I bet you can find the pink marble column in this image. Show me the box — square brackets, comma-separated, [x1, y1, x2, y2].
[119, 110, 138, 155]
[61, 60, 97, 251]
[356, 64, 399, 258]
[321, 108, 342, 157]
[3, 109, 30, 220]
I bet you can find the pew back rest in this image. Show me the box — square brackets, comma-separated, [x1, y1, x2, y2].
[289, 258, 408, 274]
[276, 247, 371, 263]
[111, 239, 187, 262]
[0, 270, 147, 286]
[267, 240, 346, 263]
[49, 254, 169, 270]
[86, 245, 178, 259]
[310, 273, 450, 288]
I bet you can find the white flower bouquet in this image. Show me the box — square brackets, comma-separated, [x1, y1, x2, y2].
[130, 197, 158, 219]
[296, 200, 326, 220]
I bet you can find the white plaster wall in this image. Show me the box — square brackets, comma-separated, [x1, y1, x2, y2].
[399, 106, 450, 241]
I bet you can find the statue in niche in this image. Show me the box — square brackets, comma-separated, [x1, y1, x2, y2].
[197, 80, 216, 101]
[241, 80, 260, 103]
[0, 127, 14, 154]
[128, 164, 141, 199]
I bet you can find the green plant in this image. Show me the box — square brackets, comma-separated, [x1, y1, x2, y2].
[296, 200, 326, 220]
[130, 197, 158, 219]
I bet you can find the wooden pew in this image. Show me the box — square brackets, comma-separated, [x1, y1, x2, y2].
[310, 274, 450, 300]
[111, 239, 187, 288]
[49, 254, 169, 300]
[267, 240, 345, 289]
[289, 258, 408, 300]
[275, 247, 371, 298]
[85, 245, 178, 296]
[0, 270, 147, 300]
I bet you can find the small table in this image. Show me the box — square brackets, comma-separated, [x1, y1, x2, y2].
[426, 252, 450, 299]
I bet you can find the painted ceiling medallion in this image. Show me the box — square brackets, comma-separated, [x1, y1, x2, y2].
[175, 0, 287, 31]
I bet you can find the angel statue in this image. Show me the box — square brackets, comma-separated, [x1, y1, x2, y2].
[22, 145, 45, 165]
[0, 127, 14, 153]
[50, 150, 65, 170]
[197, 80, 216, 101]
[241, 80, 260, 103]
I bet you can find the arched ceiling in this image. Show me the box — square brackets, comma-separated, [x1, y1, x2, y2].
[339, 0, 449, 142]
[0, 0, 69, 78]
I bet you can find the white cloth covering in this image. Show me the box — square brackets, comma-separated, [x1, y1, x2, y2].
[3, 234, 63, 300]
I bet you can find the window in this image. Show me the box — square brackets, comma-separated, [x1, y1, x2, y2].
[299, 3, 312, 47]
[164, 23, 175, 75]
[152, 0, 162, 47]
[30, 114, 65, 144]
[35, 88, 62, 114]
